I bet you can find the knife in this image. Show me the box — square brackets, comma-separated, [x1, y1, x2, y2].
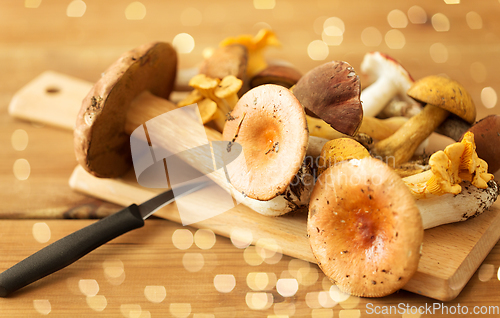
[0, 181, 207, 297]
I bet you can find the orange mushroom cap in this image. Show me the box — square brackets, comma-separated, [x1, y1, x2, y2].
[222, 84, 308, 201]
[308, 157, 423, 297]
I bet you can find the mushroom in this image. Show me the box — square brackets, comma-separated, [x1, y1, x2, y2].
[249, 64, 302, 89]
[371, 75, 476, 165]
[222, 84, 313, 207]
[435, 114, 500, 173]
[220, 29, 281, 78]
[359, 52, 421, 118]
[74, 43, 316, 217]
[177, 74, 243, 132]
[74, 42, 179, 178]
[316, 138, 371, 175]
[308, 157, 423, 297]
[308, 156, 499, 297]
[293, 60, 364, 136]
[198, 44, 248, 82]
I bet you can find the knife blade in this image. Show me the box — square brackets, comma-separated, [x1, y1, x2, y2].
[0, 181, 208, 297]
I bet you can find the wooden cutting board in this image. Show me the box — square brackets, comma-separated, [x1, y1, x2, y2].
[9, 71, 500, 301]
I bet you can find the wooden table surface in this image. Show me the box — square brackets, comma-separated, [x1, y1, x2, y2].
[1, 0, 500, 317]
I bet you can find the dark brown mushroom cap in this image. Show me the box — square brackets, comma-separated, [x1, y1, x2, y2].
[222, 84, 308, 201]
[465, 114, 500, 173]
[199, 44, 248, 80]
[249, 64, 302, 89]
[308, 157, 423, 297]
[74, 42, 177, 178]
[407, 75, 476, 124]
[292, 61, 363, 136]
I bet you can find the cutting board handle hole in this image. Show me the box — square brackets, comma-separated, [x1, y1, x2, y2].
[45, 86, 61, 94]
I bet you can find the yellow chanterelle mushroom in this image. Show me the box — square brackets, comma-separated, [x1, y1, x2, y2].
[403, 131, 494, 198]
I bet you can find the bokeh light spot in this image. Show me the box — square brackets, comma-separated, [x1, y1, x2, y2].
[466, 11, 483, 29]
[79, 279, 99, 297]
[33, 299, 51, 315]
[361, 27, 382, 47]
[13, 158, 31, 180]
[66, 0, 86, 17]
[387, 9, 408, 28]
[194, 229, 216, 250]
[214, 274, 236, 293]
[481, 87, 497, 109]
[408, 6, 427, 24]
[276, 278, 299, 297]
[144, 286, 166, 303]
[170, 303, 191, 318]
[323, 17, 345, 34]
[230, 227, 253, 249]
[245, 292, 273, 310]
[125, 2, 146, 20]
[322, 26, 343, 46]
[429, 43, 448, 63]
[86, 295, 107, 312]
[32, 222, 51, 243]
[243, 246, 264, 266]
[385, 29, 405, 49]
[432, 13, 450, 32]
[312, 308, 334, 318]
[307, 40, 329, 61]
[173, 33, 195, 54]
[172, 229, 193, 250]
[253, 0, 275, 9]
[25, 0, 42, 8]
[329, 285, 350, 302]
[11, 129, 29, 151]
[182, 252, 204, 272]
[120, 304, 142, 318]
[339, 309, 361, 318]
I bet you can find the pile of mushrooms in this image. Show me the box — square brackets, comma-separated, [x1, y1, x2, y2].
[73, 33, 499, 299]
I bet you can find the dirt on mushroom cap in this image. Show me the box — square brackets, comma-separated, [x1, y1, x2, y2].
[222, 84, 308, 201]
[308, 157, 423, 297]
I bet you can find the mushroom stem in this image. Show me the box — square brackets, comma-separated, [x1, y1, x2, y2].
[371, 104, 449, 165]
[415, 180, 499, 229]
[360, 76, 399, 117]
[434, 115, 472, 141]
[307, 114, 407, 141]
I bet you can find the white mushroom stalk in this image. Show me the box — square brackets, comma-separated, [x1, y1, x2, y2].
[414, 180, 499, 229]
[360, 52, 419, 117]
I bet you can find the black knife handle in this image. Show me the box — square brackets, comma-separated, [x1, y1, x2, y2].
[0, 204, 144, 297]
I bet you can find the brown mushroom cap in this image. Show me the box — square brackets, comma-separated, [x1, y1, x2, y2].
[308, 157, 423, 297]
[292, 61, 363, 136]
[465, 114, 500, 173]
[222, 84, 308, 201]
[74, 42, 177, 178]
[407, 75, 476, 124]
[249, 64, 302, 89]
[199, 44, 248, 81]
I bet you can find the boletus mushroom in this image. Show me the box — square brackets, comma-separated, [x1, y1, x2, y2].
[308, 157, 423, 297]
[371, 75, 476, 165]
[293, 60, 363, 136]
[74, 42, 180, 178]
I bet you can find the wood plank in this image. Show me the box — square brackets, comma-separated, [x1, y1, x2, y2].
[69, 164, 500, 301]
